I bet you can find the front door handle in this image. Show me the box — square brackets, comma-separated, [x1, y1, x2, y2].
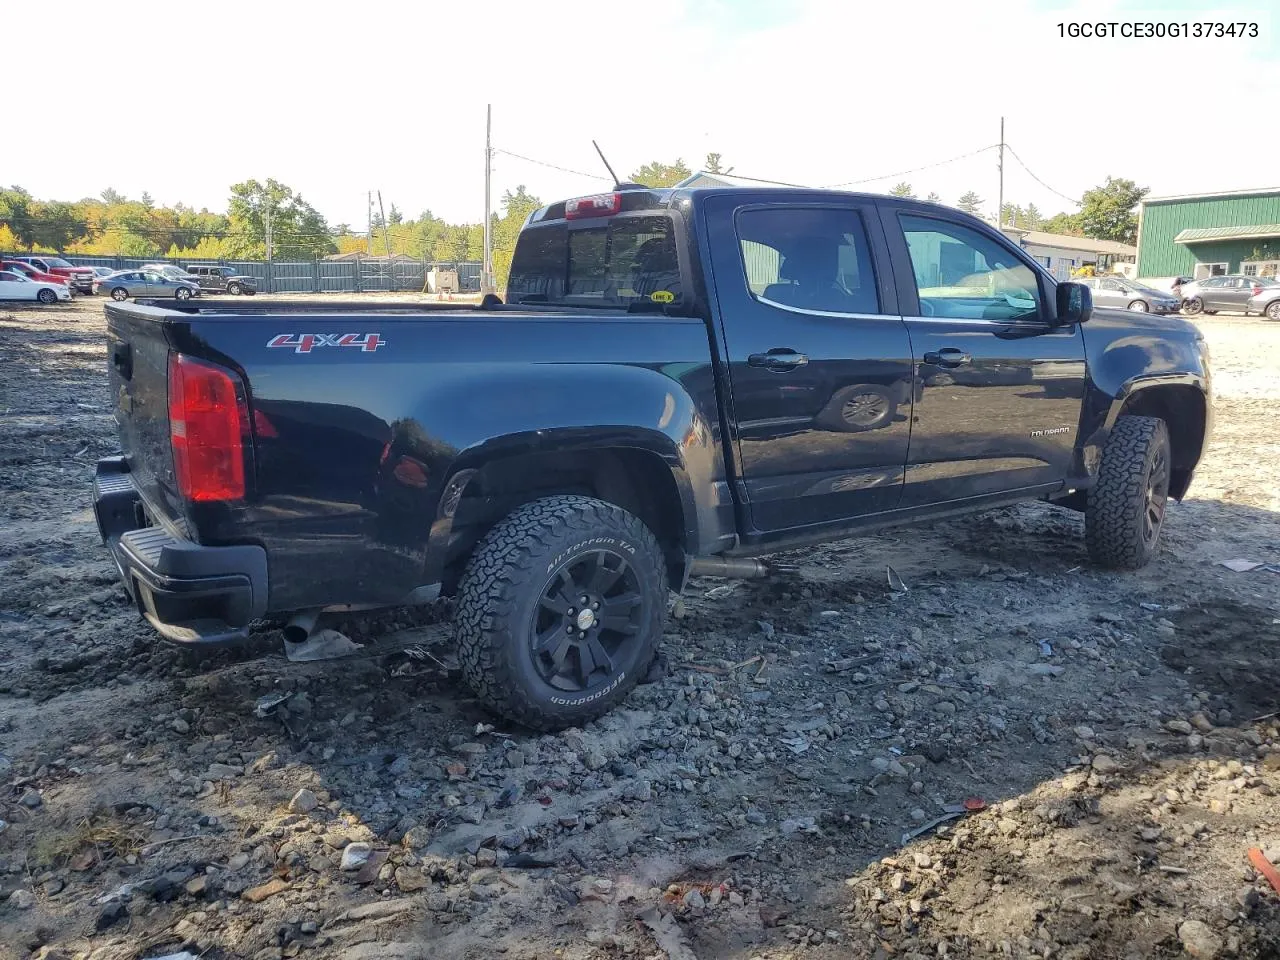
[923, 348, 971, 368]
[748, 349, 809, 371]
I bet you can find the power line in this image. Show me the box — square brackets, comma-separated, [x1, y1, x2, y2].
[1004, 144, 1081, 206]
[493, 148, 609, 181]
[824, 143, 1000, 189]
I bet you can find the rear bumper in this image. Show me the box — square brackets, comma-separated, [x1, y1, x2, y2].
[93, 457, 268, 644]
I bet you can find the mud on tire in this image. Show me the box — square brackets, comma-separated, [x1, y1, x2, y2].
[1085, 415, 1171, 570]
[455, 495, 668, 730]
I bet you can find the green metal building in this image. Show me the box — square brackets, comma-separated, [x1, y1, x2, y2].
[1136, 187, 1280, 280]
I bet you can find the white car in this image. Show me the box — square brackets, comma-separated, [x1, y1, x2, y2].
[0, 270, 72, 303]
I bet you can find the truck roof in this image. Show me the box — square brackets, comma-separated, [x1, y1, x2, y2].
[527, 185, 987, 230]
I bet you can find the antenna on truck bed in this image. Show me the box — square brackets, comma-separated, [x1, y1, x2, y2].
[592, 140, 621, 189]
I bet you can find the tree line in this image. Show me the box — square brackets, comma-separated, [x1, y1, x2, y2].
[886, 176, 1149, 245]
[0, 153, 1150, 291]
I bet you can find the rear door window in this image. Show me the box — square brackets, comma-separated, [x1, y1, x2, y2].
[734, 207, 880, 315]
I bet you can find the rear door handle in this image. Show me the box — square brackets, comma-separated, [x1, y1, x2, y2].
[748, 349, 809, 371]
[923, 348, 971, 368]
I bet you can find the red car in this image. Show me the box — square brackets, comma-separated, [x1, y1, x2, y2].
[13, 255, 95, 293]
[0, 258, 73, 294]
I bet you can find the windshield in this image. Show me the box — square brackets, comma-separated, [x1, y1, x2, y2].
[507, 214, 682, 309]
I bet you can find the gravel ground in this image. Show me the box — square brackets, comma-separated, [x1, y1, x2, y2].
[1, 298, 1279, 960]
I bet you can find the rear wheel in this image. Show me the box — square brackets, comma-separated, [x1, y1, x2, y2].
[36, 288, 57, 304]
[455, 495, 667, 730]
[817, 384, 897, 432]
[1182, 297, 1203, 315]
[110, 287, 129, 301]
[1085, 415, 1171, 570]
[175, 287, 192, 301]
[1127, 299, 1149, 312]
[1266, 301, 1280, 322]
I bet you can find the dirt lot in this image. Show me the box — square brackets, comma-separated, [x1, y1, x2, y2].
[2, 297, 1279, 960]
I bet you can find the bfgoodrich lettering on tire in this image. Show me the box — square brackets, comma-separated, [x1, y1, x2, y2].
[455, 495, 668, 730]
[1085, 415, 1171, 569]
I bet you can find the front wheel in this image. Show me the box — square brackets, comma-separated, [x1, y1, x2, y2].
[110, 287, 129, 301]
[36, 288, 57, 304]
[1085, 415, 1171, 570]
[1127, 299, 1149, 313]
[455, 495, 668, 730]
[227, 283, 241, 295]
[1182, 297, 1203, 315]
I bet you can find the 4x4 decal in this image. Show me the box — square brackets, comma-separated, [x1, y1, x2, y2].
[267, 333, 385, 354]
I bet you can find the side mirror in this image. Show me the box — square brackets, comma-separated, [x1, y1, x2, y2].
[1056, 281, 1092, 325]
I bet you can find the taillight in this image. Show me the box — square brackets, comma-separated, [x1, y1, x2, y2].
[1252, 285, 1262, 297]
[564, 193, 622, 219]
[168, 353, 245, 502]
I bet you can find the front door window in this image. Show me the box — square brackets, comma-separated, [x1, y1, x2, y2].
[898, 215, 1042, 322]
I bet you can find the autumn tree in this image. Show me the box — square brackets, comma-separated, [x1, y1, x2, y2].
[630, 158, 692, 188]
[0, 187, 36, 249]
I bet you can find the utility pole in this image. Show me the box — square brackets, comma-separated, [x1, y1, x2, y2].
[377, 190, 392, 259]
[482, 104, 494, 295]
[366, 191, 373, 255]
[264, 199, 273, 294]
[997, 116, 1005, 228]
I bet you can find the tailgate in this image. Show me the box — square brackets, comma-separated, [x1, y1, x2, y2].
[105, 304, 185, 526]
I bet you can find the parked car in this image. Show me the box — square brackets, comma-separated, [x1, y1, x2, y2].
[141, 263, 201, 284]
[1245, 282, 1280, 321]
[95, 270, 201, 301]
[11, 255, 95, 293]
[1, 258, 75, 294]
[186, 264, 258, 295]
[1135, 276, 1194, 298]
[0, 270, 71, 303]
[1078, 275, 1181, 314]
[94, 185, 1212, 730]
[1180, 275, 1277, 315]
[90, 266, 117, 279]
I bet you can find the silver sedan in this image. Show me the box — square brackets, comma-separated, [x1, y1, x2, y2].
[1245, 283, 1280, 321]
[95, 270, 201, 301]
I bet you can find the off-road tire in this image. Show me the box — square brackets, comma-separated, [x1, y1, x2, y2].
[228, 282, 241, 295]
[455, 495, 667, 730]
[1085, 415, 1171, 570]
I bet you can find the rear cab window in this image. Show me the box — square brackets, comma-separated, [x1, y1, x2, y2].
[507, 193, 685, 312]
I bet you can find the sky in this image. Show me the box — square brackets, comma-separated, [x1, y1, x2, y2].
[9, 0, 1279, 227]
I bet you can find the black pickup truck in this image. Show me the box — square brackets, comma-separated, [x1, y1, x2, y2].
[94, 185, 1212, 729]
